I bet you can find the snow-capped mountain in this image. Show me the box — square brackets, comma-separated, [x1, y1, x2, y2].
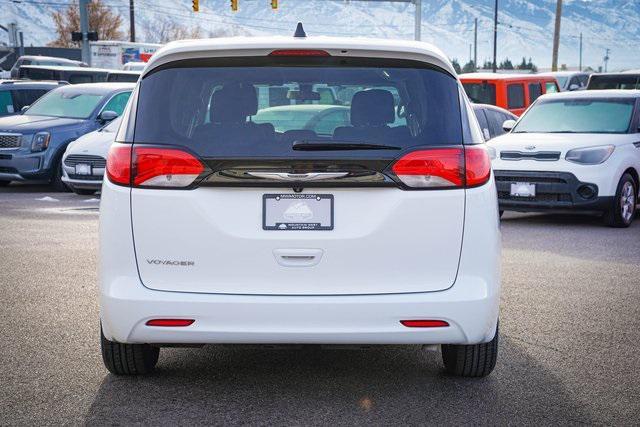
[5, 0, 640, 70]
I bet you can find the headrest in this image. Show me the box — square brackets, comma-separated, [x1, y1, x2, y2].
[210, 84, 258, 124]
[350, 89, 395, 127]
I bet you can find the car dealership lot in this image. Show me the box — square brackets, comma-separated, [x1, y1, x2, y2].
[0, 185, 639, 425]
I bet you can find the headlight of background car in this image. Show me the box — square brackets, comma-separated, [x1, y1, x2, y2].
[30, 132, 51, 152]
[565, 145, 615, 165]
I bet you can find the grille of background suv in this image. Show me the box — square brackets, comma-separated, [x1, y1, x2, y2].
[0, 134, 22, 149]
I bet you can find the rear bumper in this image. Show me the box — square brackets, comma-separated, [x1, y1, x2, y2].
[495, 170, 612, 213]
[100, 277, 499, 346]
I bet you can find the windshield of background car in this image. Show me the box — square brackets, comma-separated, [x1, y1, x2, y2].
[462, 82, 496, 105]
[513, 98, 635, 134]
[26, 88, 104, 119]
[555, 76, 568, 88]
[134, 57, 463, 157]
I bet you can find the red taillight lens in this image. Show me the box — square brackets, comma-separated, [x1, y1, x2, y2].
[146, 319, 195, 327]
[392, 148, 464, 188]
[269, 49, 330, 57]
[464, 145, 491, 187]
[391, 146, 491, 189]
[106, 143, 132, 186]
[107, 145, 205, 188]
[400, 320, 450, 328]
[133, 147, 205, 187]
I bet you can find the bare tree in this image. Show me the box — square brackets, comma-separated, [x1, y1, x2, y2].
[48, 0, 124, 47]
[144, 19, 202, 44]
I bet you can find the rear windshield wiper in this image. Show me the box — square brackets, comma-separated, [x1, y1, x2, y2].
[292, 141, 401, 151]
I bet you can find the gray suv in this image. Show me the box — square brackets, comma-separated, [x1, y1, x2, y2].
[0, 83, 133, 189]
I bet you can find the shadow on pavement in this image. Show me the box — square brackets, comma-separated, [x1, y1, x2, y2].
[85, 337, 592, 424]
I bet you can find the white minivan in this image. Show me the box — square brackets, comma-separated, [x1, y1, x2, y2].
[99, 34, 501, 377]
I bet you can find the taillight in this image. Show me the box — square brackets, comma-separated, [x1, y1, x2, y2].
[391, 146, 491, 189]
[106, 144, 132, 186]
[269, 49, 330, 57]
[106, 145, 205, 188]
[464, 145, 492, 187]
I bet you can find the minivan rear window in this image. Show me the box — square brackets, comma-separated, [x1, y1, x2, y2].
[134, 57, 462, 157]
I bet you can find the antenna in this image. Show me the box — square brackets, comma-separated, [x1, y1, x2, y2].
[294, 22, 306, 38]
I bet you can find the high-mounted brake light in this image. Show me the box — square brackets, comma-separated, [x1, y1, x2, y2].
[400, 320, 450, 328]
[106, 145, 205, 188]
[146, 319, 195, 327]
[391, 146, 491, 189]
[269, 49, 330, 57]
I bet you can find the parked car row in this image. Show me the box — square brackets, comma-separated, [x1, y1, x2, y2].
[0, 82, 133, 190]
[460, 70, 640, 116]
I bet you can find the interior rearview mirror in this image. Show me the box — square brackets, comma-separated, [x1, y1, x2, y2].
[502, 119, 516, 132]
[98, 110, 118, 123]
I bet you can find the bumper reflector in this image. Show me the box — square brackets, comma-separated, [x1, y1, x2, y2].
[400, 320, 449, 328]
[146, 319, 195, 327]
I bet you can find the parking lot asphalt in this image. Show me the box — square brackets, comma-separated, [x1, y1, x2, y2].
[0, 184, 639, 425]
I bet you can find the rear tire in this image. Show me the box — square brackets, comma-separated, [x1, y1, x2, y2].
[441, 323, 498, 377]
[72, 188, 96, 196]
[100, 326, 159, 375]
[603, 173, 636, 228]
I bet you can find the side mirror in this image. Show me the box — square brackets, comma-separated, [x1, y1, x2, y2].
[502, 119, 516, 132]
[98, 110, 118, 123]
[568, 83, 580, 91]
[20, 105, 30, 114]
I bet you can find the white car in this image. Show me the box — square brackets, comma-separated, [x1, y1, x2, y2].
[61, 117, 121, 195]
[99, 32, 501, 377]
[489, 90, 640, 227]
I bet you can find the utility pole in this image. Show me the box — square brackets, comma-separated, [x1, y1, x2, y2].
[129, 0, 135, 42]
[79, 0, 90, 64]
[578, 32, 582, 71]
[603, 48, 610, 72]
[492, 0, 498, 73]
[474, 17, 478, 71]
[18, 31, 24, 57]
[413, 0, 421, 41]
[551, 0, 562, 71]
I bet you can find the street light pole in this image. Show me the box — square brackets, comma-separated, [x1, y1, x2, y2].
[129, 0, 136, 42]
[551, 0, 562, 71]
[413, 0, 421, 41]
[79, 0, 90, 64]
[492, 0, 498, 73]
[579, 32, 582, 71]
[474, 17, 478, 71]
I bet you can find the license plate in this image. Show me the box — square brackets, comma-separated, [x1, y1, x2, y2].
[75, 163, 92, 175]
[510, 182, 536, 197]
[263, 194, 334, 230]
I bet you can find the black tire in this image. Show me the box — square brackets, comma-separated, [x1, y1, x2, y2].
[603, 173, 637, 228]
[441, 323, 498, 377]
[50, 156, 71, 192]
[101, 326, 159, 375]
[0, 180, 10, 186]
[72, 188, 96, 196]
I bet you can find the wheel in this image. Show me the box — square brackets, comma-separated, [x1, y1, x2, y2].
[72, 188, 96, 196]
[604, 173, 637, 228]
[441, 323, 499, 377]
[100, 326, 159, 375]
[50, 157, 71, 192]
[0, 180, 10, 186]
